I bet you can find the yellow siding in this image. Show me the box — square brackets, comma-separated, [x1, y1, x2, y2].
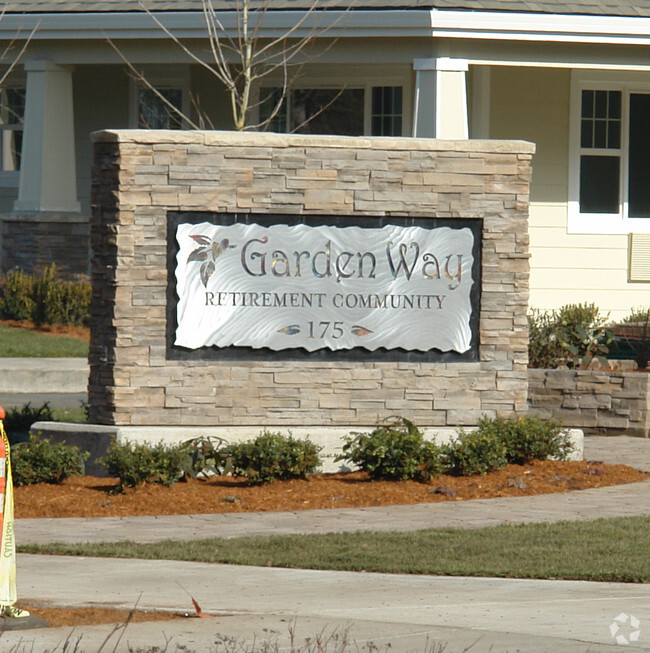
[491, 67, 650, 321]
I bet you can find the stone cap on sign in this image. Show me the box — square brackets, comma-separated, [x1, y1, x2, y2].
[90, 129, 536, 155]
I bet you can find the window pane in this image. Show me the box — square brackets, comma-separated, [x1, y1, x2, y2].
[259, 87, 287, 132]
[581, 90, 593, 118]
[628, 93, 650, 217]
[594, 120, 607, 148]
[594, 90, 608, 118]
[608, 90, 621, 119]
[4, 89, 25, 126]
[138, 88, 182, 129]
[580, 119, 592, 148]
[291, 89, 364, 135]
[579, 155, 619, 213]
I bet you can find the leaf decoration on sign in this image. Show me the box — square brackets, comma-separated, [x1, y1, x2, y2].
[278, 324, 301, 335]
[212, 238, 232, 260]
[190, 235, 211, 246]
[200, 260, 215, 287]
[352, 326, 373, 337]
[187, 233, 238, 287]
[188, 247, 209, 263]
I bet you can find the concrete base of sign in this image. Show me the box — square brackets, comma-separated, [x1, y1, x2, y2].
[31, 422, 584, 475]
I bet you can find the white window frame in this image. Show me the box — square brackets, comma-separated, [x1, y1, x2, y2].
[570, 71, 650, 235]
[128, 65, 191, 129]
[256, 67, 411, 137]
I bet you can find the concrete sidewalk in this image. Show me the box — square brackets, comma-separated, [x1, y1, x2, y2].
[3, 555, 649, 653]
[0, 357, 88, 409]
[2, 435, 649, 652]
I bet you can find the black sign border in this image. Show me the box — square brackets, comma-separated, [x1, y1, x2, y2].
[166, 212, 482, 362]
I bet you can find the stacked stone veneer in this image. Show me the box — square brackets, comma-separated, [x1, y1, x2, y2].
[529, 369, 650, 437]
[1, 212, 89, 276]
[88, 130, 533, 427]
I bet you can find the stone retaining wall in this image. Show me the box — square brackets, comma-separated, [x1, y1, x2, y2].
[88, 130, 533, 427]
[528, 368, 650, 437]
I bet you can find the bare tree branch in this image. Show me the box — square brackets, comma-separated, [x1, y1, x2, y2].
[0, 16, 40, 89]
[108, 0, 352, 131]
[105, 37, 203, 130]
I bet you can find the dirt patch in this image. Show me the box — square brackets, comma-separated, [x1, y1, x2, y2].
[14, 459, 647, 519]
[0, 319, 90, 342]
[17, 603, 189, 628]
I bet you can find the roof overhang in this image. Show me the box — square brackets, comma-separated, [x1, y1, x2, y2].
[0, 7, 649, 45]
[429, 8, 650, 45]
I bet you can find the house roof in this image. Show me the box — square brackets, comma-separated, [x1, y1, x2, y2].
[6, 0, 650, 18]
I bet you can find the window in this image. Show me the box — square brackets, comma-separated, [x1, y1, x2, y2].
[137, 88, 183, 129]
[129, 66, 190, 130]
[571, 77, 650, 233]
[259, 85, 403, 136]
[372, 86, 402, 136]
[0, 88, 25, 174]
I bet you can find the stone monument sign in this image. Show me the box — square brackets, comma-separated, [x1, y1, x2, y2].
[89, 131, 533, 435]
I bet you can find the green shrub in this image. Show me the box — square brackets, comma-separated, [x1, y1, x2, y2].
[222, 431, 322, 484]
[528, 303, 613, 369]
[0, 265, 91, 326]
[100, 438, 187, 489]
[528, 309, 565, 369]
[475, 414, 573, 465]
[0, 269, 35, 321]
[442, 429, 508, 477]
[11, 436, 88, 486]
[337, 416, 444, 481]
[4, 402, 54, 445]
[622, 306, 650, 324]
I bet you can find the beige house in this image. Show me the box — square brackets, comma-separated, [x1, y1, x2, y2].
[0, 0, 649, 319]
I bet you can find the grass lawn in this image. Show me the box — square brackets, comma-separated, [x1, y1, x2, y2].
[0, 323, 88, 357]
[20, 515, 650, 583]
[50, 405, 88, 423]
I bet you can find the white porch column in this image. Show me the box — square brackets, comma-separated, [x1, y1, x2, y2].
[14, 60, 80, 212]
[413, 57, 469, 139]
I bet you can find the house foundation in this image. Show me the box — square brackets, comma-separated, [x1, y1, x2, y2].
[1, 212, 89, 276]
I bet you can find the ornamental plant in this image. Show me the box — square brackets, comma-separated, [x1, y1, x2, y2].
[337, 416, 444, 481]
[11, 436, 88, 486]
[441, 429, 508, 477]
[528, 303, 613, 369]
[475, 414, 572, 465]
[100, 438, 188, 489]
[220, 431, 322, 484]
[0, 264, 91, 326]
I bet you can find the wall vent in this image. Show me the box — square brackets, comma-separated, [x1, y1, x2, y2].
[628, 234, 650, 282]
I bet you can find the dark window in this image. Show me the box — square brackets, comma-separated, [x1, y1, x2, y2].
[628, 94, 650, 218]
[259, 86, 403, 136]
[138, 88, 183, 129]
[580, 155, 620, 213]
[291, 89, 364, 135]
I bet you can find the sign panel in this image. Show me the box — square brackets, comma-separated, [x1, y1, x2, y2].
[175, 221, 475, 353]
